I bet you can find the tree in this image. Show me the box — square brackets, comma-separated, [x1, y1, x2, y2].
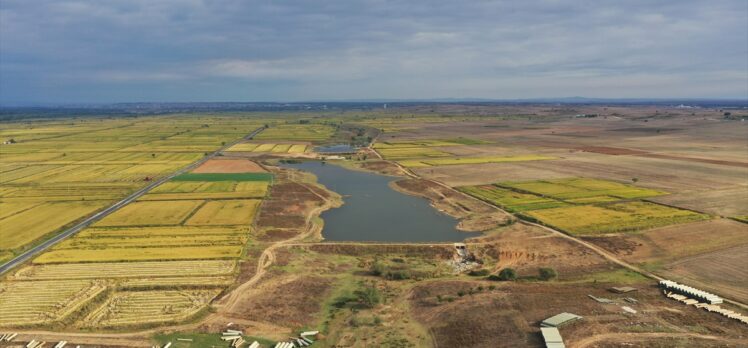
[498, 268, 517, 281]
[631, 177, 639, 183]
[538, 267, 557, 281]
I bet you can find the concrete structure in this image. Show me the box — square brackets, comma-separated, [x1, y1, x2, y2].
[541, 312, 583, 328]
[660, 280, 723, 304]
[540, 327, 565, 348]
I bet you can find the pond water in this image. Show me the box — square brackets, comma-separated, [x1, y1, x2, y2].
[281, 161, 479, 242]
[314, 144, 357, 153]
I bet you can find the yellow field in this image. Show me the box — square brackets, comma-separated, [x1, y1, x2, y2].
[0, 200, 42, 219]
[34, 245, 243, 263]
[503, 178, 665, 201]
[377, 147, 452, 160]
[76, 226, 249, 238]
[56, 234, 247, 249]
[94, 200, 203, 227]
[399, 154, 555, 167]
[186, 199, 261, 225]
[253, 124, 335, 141]
[120, 276, 235, 288]
[226, 142, 309, 154]
[11, 260, 237, 280]
[140, 181, 268, 200]
[525, 201, 710, 235]
[80, 289, 220, 328]
[0, 116, 265, 253]
[0, 280, 107, 326]
[0, 200, 109, 249]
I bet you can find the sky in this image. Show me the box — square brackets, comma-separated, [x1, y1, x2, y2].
[1, 0, 746, 103]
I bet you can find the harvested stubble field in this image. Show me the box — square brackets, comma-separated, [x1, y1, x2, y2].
[81, 289, 221, 328]
[11, 260, 237, 280]
[0, 280, 106, 326]
[33, 245, 244, 263]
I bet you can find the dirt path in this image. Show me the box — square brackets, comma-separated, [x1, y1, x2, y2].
[215, 182, 335, 311]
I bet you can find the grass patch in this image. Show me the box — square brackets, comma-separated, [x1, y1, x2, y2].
[153, 333, 275, 348]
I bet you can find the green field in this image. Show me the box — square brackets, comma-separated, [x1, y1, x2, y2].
[458, 185, 568, 212]
[401, 154, 555, 167]
[501, 178, 665, 201]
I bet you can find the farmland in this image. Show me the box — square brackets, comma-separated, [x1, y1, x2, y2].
[524, 201, 709, 235]
[0, 115, 265, 260]
[253, 124, 335, 141]
[226, 143, 309, 154]
[0, 105, 745, 346]
[81, 289, 221, 328]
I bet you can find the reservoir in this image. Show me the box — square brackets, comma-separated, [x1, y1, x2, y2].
[282, 161, 479, 242]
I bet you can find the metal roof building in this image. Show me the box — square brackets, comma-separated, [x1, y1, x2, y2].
[540, 327, 565, 348]
[541, 312, 583, 328]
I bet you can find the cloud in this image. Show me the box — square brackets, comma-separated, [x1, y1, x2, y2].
[0, 0, 746, 102]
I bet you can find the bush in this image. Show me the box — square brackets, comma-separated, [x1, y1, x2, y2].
[468, 268, 490, 277]
[538, 267, 557, 281]
[498, 268, 517, 281]
[354, 285, 381, 308]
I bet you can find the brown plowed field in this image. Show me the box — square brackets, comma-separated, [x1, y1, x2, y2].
[193, 158, 266, 173]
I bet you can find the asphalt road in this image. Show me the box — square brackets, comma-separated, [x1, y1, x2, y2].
[0, 126, 265, 275]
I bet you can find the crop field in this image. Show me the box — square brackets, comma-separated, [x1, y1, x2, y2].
[141, 180, 268, 200]
[55, 234, 247, 249]
[502, 178, 665, 201]
[0, 280, 106, 326]
[11, 260, 237, 280]
[94, 200, 204, 227]
[34, 245, 244, 263]
[76, 226, 249, 238]
[120, 276, 235, 288]
[81, 289, 221, 328]
[0, 116, 265, 257]
[0, 200, 109, 249]
[192, 159, 266, 173]
[376, 146, 453, 160]
[253, 124, 335, 142]
[374, 138, 488, 148]
[227, 142, 310, 154]
[399, 154, 555, 167]
[171, 172, 273, 182]
[458, 185, 568, 212]
[525, 201, 710, 235]
[185, 199, 261, 225]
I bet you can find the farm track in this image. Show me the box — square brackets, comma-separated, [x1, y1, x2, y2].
[0, 126, 267, 275]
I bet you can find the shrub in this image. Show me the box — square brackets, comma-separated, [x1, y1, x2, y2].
[468, 268, 490, 277]
[498, 268, 517, 281]
[354, 285, 381, 309]
[538, 267, 557, 281]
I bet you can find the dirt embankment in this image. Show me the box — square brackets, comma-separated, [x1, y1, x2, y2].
[255, 168, 341, 241]
[390, 178, 512, 232]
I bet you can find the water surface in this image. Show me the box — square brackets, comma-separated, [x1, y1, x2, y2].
[282, 161, 479, 242]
